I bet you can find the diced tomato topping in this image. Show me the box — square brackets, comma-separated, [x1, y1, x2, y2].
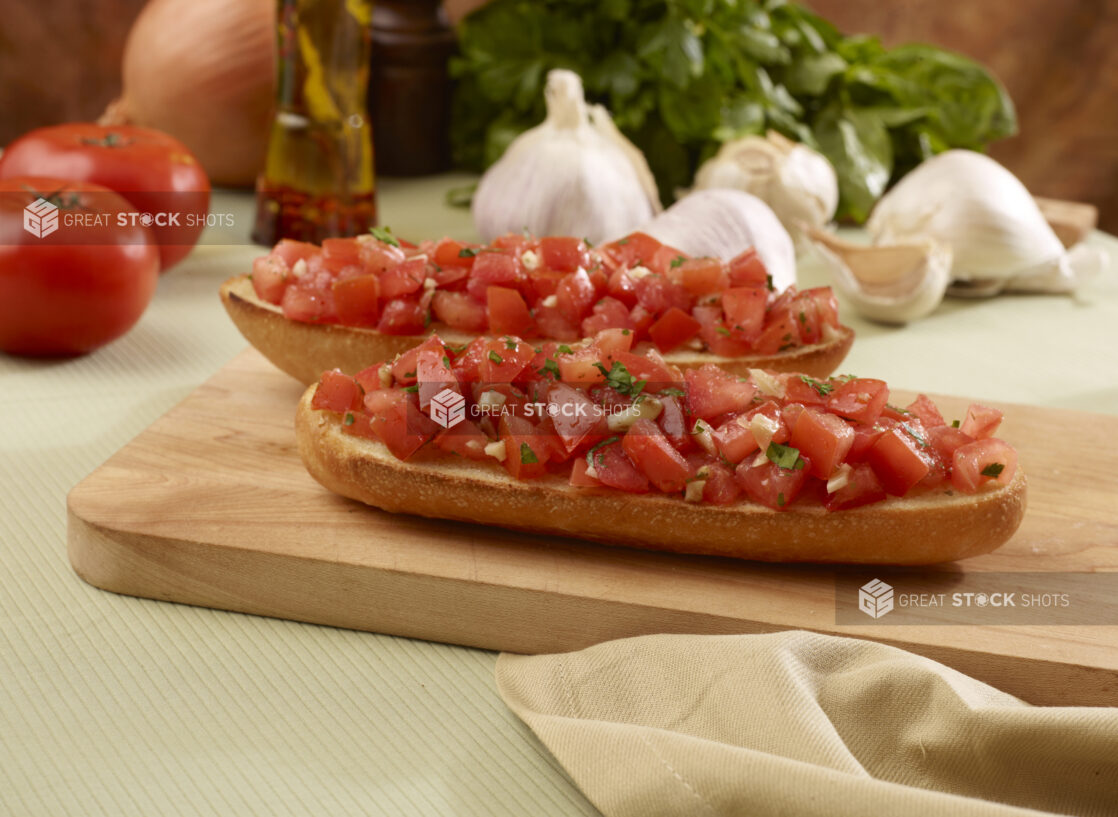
[556, 268, 598, 325]
[569, 457, 602, 487]
[648, 307, 702, 352]
[606, 269, 638, 306]
[806, 286, 841, 329]
[581, 296, 634, 336]
[429, 290, 486, 332]
[711, 416, 759, 464]
[547, 383, 605, 453]
[866, 424, 934, 496]
[735, 458, 810, 511]
[622, 419, 692, 493]
[593, 328, 634, 362]
[701, 462, 742, 505]
[377, 298, 427, 334]
[311, 370, 364, 413]
[281, 284, 335, 323]
[272, 238, 319, 268]
[960, 404, 1003, 440]
[498, 414, 550, 480]
[685, 365, 757, 421]
[823, 464, 886, 511]
[589, 441, 649, 493]
[332, 274, 380, 327]
[951, 438, 1017, 494]
[359, 238, 406, 275]
[721, 287, 768, 342]
[480, 337, 535, 382]
[321, 237, 362, 272]
[557, 347, 607, 385]
[434, 420, 491, 461]
[413, 336, 456, 410]
[675, 258, 728, 296]
[252, 255, 290, 304]
[789, 291, 823, 345]
[790, 408, 855, 479]
[379, 258, 426, 299]
[487, 286, 537, 337]
[827, 379, 889, 424]
[906, 394, 946, 428]
[539, 236, 590, 273]
[363, 389, 438, 460]
[354, 362, 389, 393]
[927, 425, 974, 464]
[600, 232, 664, 271]
[727, 248, 768, 288]
[433, 238, 475, 268]
[656, 394, 690, 451]
[466, 252, 521, 301]
[752, 311, 801, 356]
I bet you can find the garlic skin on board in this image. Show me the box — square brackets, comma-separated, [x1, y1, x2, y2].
[868, 150, 1103, 296]
[693, 131, 838, 249]
[807, 227, 952, 325]
[471, 69, 661, 246]
[633, 189, 798, 293]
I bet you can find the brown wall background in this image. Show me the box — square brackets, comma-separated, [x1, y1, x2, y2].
[1, 0, 1115, 231]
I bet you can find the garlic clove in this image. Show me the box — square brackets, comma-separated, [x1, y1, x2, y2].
[868, 150, 1065, 283]
[471, 69, 660, 245]
[693, 130, 838, 249]
[807, 227, 952, 324]
[634, 189, 798, 292]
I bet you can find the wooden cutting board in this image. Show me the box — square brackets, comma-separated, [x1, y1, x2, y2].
[68, 349, 1118, 705]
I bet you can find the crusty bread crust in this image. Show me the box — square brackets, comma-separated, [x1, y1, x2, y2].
[295, 386, 1027, 565]
[222, 274, 855, 385]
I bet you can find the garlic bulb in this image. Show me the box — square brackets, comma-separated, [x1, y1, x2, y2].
[693, 131, 838, 247]
[807, 228, 952, 324]
[868, 150, 1101, 295]
[472, 69, 661, 245]
[633, 189, 797, 292]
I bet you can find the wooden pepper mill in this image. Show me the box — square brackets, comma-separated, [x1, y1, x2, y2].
[369, 0, 456, 176]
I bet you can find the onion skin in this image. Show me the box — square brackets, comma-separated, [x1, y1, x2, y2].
[102, 0, 277, 187]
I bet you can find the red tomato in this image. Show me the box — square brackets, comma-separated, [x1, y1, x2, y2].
[788, 291, 823, 344]
[600, 232, 663, 271]
[634, 273, 690, 315]
[251, 255, 290, 304]
[354, 362, 390, 393]
[377, 298, 427, 335]
[866, 424, 933, 496]
[379, 258, 426, 299]
[479, 337, 535, 382]
[321, 237, 361, 272]
[823, 464, 886, 511]
[960, 404, 1003, 439]
[433, 419, 491, 461]
[359, 238, 406, 275]
[656, 394, 691, 450]
[827, 378, 890, 424]
[433, 238, 475, 268]
[556, 268, 598, 324]
[413, 336, 457, 410]
[282, 281, 336, 323]
[606, 269, 638, 306]
[685, 365, 758, 421]
[311, 370, 364, 413]
[592, 328, 634, 361]
[701, 462, 742, 505]
[906, 394, 946, 428]
[431, 291, 487, 332]
[332, 274, 380, 327]
[0, 124, 210, 271]
[675, 257, 728, 296]
[467, 252, 521, 301]
[927, 425, 974, 464]
[711, 417, 759, 464]
[363, 389, 438, 460]
[589, 442, 650, 493]
[951, 438, 1017, 493]
[727, 248, 769, 287]
[648, 307, 701, 352]
[721, 287, 768, 342]
[0, 178, 160, 356]
[539, 236, 589, 272]
[569, 457, 602, 487]
[752, 311, 801, 356]
[557, 347, 607, 385]
[790, 409, 855, 479]
[547, 383, 605, 453]
[581, 296, 634, 337]
[622, 419, 692, 493]
[805, 286, 840, 329]
[498, 414, 550, 480]
[694, 304, 752, 357]
[487, 286, 537, 337]
[533, 303, 580, 341]
[735, 458, 810, 511]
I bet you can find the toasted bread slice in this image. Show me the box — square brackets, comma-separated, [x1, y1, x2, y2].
[222, 275, 855, 385]
[295, 387, 1027, 565]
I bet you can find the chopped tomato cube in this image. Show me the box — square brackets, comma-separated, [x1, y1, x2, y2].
[569, 457, 602, 487]
[866, 424, 934, 496]
[252, 255, 290, 304]
[414, 336, 457, 410]
[701, 462, 742, 505]
[676, 257, 728, 296]
[271, 238, 319, 268]
[789, 291, 823, 344]
[499, 414, 550, 480]
[467, 252, 521, 301]
[600, 232, 663, 271]
[607, 268, 638, 307]
[927, 425, 974, 464]
[735, 458, 810, 511]
[433, 238, 475, 268]
[727, 247, 768, 288]
[592, 327, 635, 362]
[363, 389, 438, 460]
[358, 238, 405, 275]
[581, 296, 634, 336]
[354, 362, 390, 393]
[648, 307, 702, 352]
[711, 416, 759, 464]
[378, 258, 426, 299]
[827, 378, 890, 424]
[906, 394, 946, 428]
[312, 370, 364, 413]
[951, 438, 1017, 493]
[547, 382, 605, 453]
[588, 441, 649, 493]
[622, 419, 692, 493]
[685, 365, 758, 421]
[805, 286, 841, 328]
[431, 290, 487, 332]
[556, 268, 598, 325]
[480, 337, 535, 382]
[281, 284, 335, 323]
[634, 273, 689, 315]
[752, 311, 801, 355]
[656, 394, 691, 451]
[321, 237, 362, 272]
[960, 404, 1003, 439]
[332, 274, 380, 327]
[789, 408, 855, 479]
[376, 298, 427, 335]
[433, 419, 491, 461]
[539, 236, 590, 272]
[557, 347, 607, 385]
[721, 287, 768, 342]
[823, 464, 886, 511]
[487, 286, 537, 337]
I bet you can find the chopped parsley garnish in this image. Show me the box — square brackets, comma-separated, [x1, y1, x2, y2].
[670, 255, 686, 268]
[766, 442, 805, 471]
[659, 387, 685, 397]
[538, 358, 560, 378]
[446, 343, 467, 353]
[798, 375, 833, 397]
[370, 226, 400, 247]
[593, 360, 646, 397]
[402, 384, 419, 393]
[423, 311, 431, 328]
[765, 273, 774, 291]
[798, 311, 807, 324]
[583, 237, 594, 247]
[715, 326, 731, 336]
[617, 237, 629, 246]
[886, 403, 911, 415]
[520, 443, 539, 464]
[343, 412, 355, 426]
[458, 247, 479, 258]
[404, 371, 416, 378]
[504, 337, 517, 350]
[777, 492, 786, 507]
[488, 350, 504, 364]
[951, 419, 961, 428]
[556, 344, 573, 355]
[442, 355, 451, 369]
[981, 462, 1005, 478]
[900, 423, 929, 448]
[586, 436, 619, 466]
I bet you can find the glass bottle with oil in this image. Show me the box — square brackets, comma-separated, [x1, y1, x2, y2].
[253, 0, 376, 245]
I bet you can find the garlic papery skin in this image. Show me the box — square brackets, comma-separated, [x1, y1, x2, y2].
[807, 227, 952, 325]
[694, 131, 838, 248]
[868, 150, 1069, 286]
[633, 189, 797, 292]
[472, 69, 660, 245]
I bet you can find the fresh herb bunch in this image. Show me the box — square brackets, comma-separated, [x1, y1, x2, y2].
[450, 0, 1016, 221]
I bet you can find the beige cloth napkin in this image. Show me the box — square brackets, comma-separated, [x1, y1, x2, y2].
[496, 631, 1118, 817]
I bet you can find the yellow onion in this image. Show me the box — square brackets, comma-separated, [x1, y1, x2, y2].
[101, 0, 276, 187]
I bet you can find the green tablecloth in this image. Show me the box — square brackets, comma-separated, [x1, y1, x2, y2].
[2, 177, 1115, 816]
